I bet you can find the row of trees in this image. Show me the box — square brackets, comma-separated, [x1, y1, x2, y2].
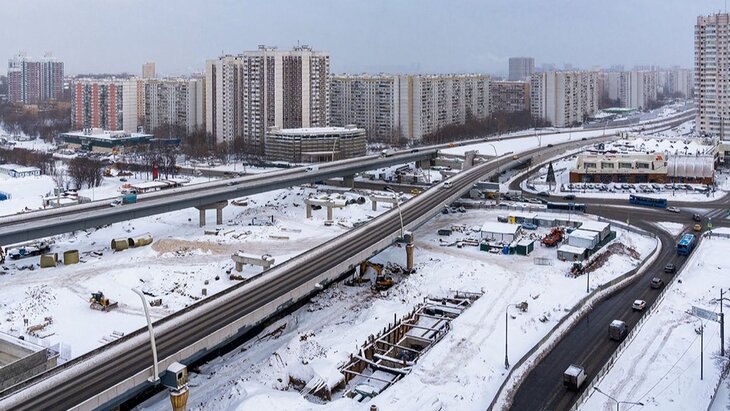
[422, 111, 550, 145]
[0, 147, 55, 175]
[0, 102, 71, 141]
[67, 157, 104, 189]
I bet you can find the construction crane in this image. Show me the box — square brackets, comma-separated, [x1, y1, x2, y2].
[89, 291, 118, 312]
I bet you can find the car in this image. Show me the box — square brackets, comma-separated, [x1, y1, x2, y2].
[521, 222, 538, 230]
[692, 213, 702, 222]
[581, 137, 587, 140]
[694, 224, 702, 232]
[666, 206, 681, 213]
[563, 194, 576, 200]
[664, 263, 676, 273]
[632, 300, 647, 311]
[442, 181, 452, 189]
[650, 277, 664, 289]
[537, 191, 551, 197]
[109, 199, 122, 207]
[547, 144, 554, 147]
[410, 188, 422, 195]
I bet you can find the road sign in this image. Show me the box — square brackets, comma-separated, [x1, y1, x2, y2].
[692, 306, 720, 323]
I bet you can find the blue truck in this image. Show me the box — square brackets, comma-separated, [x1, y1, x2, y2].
[110, 193, 137, 207]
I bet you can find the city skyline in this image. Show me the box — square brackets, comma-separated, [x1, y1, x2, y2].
[0, 0, 718, 77]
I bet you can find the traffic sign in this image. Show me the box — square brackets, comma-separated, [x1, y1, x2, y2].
[692, 306, 720, 323]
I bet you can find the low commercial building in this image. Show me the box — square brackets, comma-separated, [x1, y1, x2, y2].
[557, 244, 588, 262]
[480, 221, 520, 242]
[60, 128, 153, 153]
[577, 221, 611, 242]
[570, 152, 715, 184]
[567, 229, 600, 249]
[0, 164, 41, 178]
[264, 126, 367, 163]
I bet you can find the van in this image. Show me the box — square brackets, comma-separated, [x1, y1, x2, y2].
[563, 364, 586, 390]
[608, 320, 627, 341]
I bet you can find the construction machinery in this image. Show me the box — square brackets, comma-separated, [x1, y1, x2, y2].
[345, 260, 395, 290]
[570, 262, 584, 276]
[541, 227, 564, 247]
[373, 273, 395, 291]
[89, 291, 119, 312]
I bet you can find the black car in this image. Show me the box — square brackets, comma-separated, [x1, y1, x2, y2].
[664, 263, 676, 274]
[692, 214, 702, 222]
[563, 194, 576, 200]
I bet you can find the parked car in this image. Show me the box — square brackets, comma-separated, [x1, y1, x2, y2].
[563, 194, 576, 200]
[664, 263, 676, 273]
[666, 206, 681, 213]
[694, 224, 702, 232]
[650, 277, 664, 289]
[521, 222, 538, 230]
[632, 299, 647, 311]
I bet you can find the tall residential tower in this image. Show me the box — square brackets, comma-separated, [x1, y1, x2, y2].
[696, 13, 730, 137]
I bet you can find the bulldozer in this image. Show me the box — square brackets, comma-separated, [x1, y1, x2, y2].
[89, 291, 118, 312]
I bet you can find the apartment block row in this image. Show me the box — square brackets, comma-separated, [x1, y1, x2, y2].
[603, 68, 691, 110]
[70, 77, 204, 134]
[205, 45, 330, 152]
[330, 74, 491, 141]
[7, 53, 64, 104]
[530, 71, 600, 128]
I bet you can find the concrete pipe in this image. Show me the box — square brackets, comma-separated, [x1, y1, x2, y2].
[40, 253, 58, 268]
[63, 250, 79, 265]
[128, 234, 153, 248]
[111, 238, 129, 251]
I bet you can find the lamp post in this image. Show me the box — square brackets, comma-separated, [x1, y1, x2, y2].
[505, 303, 518, 369]
[593, 386, 644, 411]
[132, 288, 159, 383]
[384, 186, 405, 239]
[485, 143, 500, 180]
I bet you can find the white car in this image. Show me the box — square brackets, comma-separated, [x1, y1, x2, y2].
[442, 181, 452, 189]
[109, 199, 122, 207]
[666, 206, 681, 213]
[632, 299, 646, 311]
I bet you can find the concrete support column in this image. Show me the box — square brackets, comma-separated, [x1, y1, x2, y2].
[235, 262, 243, 272]
[406, 243, 414, 271]
[198, 209, 206, 227]
[326, 205, 333, 221]
[343, 174, 355, 188]
[372, 199, 378, 211]
[170, 387, 189, 411]
[216, 208, 223, 225]
[306, 204, 313, 219]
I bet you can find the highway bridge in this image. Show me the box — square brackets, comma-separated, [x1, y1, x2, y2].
[0, 107, 695, 410]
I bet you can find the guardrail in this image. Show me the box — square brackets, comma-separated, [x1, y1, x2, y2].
[488, 221, 659, 411]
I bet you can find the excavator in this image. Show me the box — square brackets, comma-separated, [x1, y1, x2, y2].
[345, 261, 395, 290]
[89, 291, 119, 312]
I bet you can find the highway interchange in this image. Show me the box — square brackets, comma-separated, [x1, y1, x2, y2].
[0, 107, 708, 410]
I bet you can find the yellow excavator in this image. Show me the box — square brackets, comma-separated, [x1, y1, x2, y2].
[345, 261, 395, 290]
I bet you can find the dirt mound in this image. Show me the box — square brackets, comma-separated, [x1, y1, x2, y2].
[584, 242, 640, 274]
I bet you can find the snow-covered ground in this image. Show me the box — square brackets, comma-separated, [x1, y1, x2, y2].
[136, 209, 656, 411]
[579, 234, 730, 411]
[655, 222, 686, 237]
[0, 185, 393, 359]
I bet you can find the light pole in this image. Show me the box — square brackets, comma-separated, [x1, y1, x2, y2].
[505, 303, 518, 369]
[384, 186, 405, 240]
[714, 288, 729, 357]
[593, 386, 644, 411]
[485, 143, 499, 180]
[132, 288, 160, 383]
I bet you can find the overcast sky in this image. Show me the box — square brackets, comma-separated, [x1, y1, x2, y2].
[0, 0, 723, 77]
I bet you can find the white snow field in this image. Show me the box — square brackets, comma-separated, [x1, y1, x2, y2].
[579, 233, 730, 411]
[136, 209, 655, 411]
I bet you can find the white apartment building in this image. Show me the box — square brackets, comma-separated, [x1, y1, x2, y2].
[604, 70, 659, 109]
[530, 71, 599, 127]
[205, 46, 330, 151]
[508, 57, 535, 81]
[143, 78, 204, 134]
[330, 74, 402, 142]
[696, 13, 730, 137]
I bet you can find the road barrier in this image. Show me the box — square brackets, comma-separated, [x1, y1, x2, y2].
[489, 221, 660, 411]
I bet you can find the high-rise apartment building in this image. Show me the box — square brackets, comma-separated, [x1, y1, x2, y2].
[7, 53, 64, 104]
[71, 79, 125, 131]
[330, 74, 402, 142]
[205, 45, 330, 151]
[530, 71, 599, 127]
[696, 13, 729, 137]
[143, 78, 204, 133]
[489, 81, 530, 113]
[330, 74, 490, 142]
[142, 62, 156, 79]
[508, 57, 535, 81]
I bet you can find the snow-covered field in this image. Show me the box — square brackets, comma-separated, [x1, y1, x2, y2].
[0, 185, 393, 358]
[655, 222, 686, 237]
[136, 209, 656, 411]
[579, 234, 730, 411]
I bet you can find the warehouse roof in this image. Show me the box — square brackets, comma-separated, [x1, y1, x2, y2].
[578, 221, 610, 233]
[480, 221, 519, 235]
[569, 229, 599, 240]
[558, 244, 587, 255]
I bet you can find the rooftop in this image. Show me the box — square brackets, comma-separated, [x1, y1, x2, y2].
[62, 129, 153, 141]
[268, 126, 365, 136]
[480, 221, 520, 235]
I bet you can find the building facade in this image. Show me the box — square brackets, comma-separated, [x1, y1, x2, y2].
[142, 62, 156, 79]
[264, 126, 366, 163]
[71, 79, 125, 131]
[489, 81, 530, 113]
[60, 129, 152, 153]
[508, 57, 535, 81]
[330, 74, 402, 142]
[530, 71, 599, 127]
[205, 45, 331, 151]
[696, 13, 730, 137]
[570, 152, 714, 184]
[143, 78, 204, 133]
[7, 53, 64, 104]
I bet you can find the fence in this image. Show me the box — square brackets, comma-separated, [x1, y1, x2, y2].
[488, 222, 659, 411]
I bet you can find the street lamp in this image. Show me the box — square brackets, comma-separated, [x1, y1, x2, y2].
[505, 303, 518, 369]
[384, 186, 405, 239]
[132, 288, 160, 383]
[593, 386, 644, 411]
[485, 143, 500, 180]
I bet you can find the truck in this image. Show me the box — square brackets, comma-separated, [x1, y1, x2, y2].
[8, 241, 52, 260]
[110, 193, 137, 207]
[563, 364, 586, 390]
[608, 320, 627, 341]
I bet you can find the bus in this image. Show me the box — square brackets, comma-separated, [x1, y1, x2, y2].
[676, 233, 697, 256]
[629, 195, 668, 208]
[546, 202, 587, 213]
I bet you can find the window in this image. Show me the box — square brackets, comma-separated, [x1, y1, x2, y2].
[636, 162, 650, 169]
[601, 162, 615, 169]
[619, 162, 632, 169]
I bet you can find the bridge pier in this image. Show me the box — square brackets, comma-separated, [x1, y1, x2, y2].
[303, 197, 346, 222]
[463, 150, 477, 170]
[405, 231, 415, 271]
[370, 194, 399, 211]
[194, 201, 228, 227]
[342, 174, 355, 188]
[416, 158, 432, 169]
